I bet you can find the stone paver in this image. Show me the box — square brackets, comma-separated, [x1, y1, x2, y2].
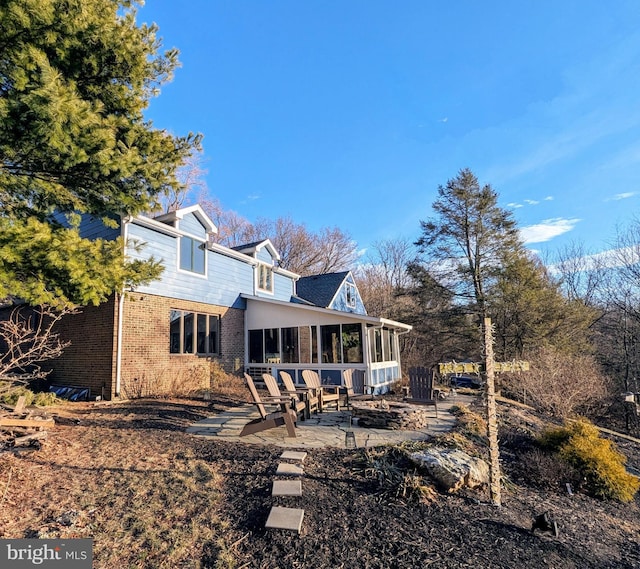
[280, 450, 307, 462]
[276, 462, 304, 476]
[265, 506, 304, 533]
[272, 479, 303, 496]
[187, 395, 474, 449]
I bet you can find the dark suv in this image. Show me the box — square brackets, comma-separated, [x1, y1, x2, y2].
[449, 375, 484, 389]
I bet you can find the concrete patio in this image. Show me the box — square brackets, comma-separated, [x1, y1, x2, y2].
[187, 393, 475, 449]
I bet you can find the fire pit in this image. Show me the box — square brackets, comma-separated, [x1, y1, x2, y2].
[350, 400, 431, 430]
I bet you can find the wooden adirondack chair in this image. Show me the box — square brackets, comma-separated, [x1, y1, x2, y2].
[240, 373, 297, 437]
[405, 367, 438, 417]
[262, 373, 309, 420]
[280, 371, 319, 416]
[301, 369, 341, 412]
[341, 368, 371, 408]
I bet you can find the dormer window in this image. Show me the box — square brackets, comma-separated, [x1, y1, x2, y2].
[346, 282, 357, 308]
[258, 263, 273, 292]
[180, 236, 205, 274]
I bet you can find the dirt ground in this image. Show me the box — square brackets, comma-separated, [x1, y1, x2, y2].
[1, 393, 639, 569]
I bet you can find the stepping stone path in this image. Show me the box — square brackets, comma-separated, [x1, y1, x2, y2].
[265, 450, 307, 534]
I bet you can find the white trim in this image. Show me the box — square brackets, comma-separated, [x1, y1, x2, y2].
[256, 262, 275, 295]
[177, 235, 208, 279]
[241, 293, 412, 331]
[208, 241, 258, 265]
[154, 204, 218, 235]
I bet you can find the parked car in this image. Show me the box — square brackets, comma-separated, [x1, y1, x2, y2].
[449, 374, 484, 389]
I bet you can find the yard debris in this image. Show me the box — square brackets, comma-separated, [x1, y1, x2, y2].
[0, 400, 55, 452]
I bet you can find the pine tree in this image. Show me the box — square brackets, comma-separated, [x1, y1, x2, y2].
[0, 0, 200, 307]
[415, 168, 521, 323]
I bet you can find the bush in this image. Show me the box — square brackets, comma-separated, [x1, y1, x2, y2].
[501, 346, 610, 418]
[0, 385, 59, 407]
[359, 446, 437, 504]
[538, 419, 640, 502]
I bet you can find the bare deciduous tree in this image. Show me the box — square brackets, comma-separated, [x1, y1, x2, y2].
[355, 237, 415, 318]
[552, 241, 607, 307]
[0, 305, 73, 379]
[159, 150, 209, 213]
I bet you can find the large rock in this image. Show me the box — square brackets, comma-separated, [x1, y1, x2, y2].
[409, 448, 489, 493]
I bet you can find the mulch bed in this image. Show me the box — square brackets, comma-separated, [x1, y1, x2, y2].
[1, 395, 639, 568]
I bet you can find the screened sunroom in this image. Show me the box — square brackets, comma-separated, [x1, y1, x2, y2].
[242, 295, 411, 395]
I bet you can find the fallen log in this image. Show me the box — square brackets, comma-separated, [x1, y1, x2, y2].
[13, 431, 48, 447]
[0, 417, 55, 429]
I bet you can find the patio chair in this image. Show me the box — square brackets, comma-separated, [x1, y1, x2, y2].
[405, 367, 438, 417]
[262, 373, 309, 420]
[240, 373, 297, 438]
[341, 368, 372, 408]
[280, 371, 319, 416]
[301, 369, 342, 412]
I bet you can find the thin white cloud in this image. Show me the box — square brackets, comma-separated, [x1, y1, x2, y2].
[524, 199, 539, 205]
[608, 192, 636, 201]
[520, 217, 581, 244]
[507, 202, 523, 209]
[544, 196, 554, 201]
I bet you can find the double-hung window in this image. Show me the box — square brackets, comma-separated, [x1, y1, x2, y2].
[346, 282, 357, 308]
[257, 263, 273, 292]
[170, 310, 219, 354]
[180, 236, 206, 274]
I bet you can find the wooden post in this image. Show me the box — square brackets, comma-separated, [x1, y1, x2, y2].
[484, 317, 501, 506]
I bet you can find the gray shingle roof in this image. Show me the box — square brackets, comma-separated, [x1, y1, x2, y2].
[295, 271, 349, 308]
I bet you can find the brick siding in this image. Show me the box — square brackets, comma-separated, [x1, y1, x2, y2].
[36, 293, 245, 400]
[40, 298, 117, 399]
[119, 292, 244, 399]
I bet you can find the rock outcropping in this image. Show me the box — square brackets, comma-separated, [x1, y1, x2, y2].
[409, 448, 489, 492]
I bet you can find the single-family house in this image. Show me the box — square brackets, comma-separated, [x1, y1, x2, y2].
[39, 205, 412, 399]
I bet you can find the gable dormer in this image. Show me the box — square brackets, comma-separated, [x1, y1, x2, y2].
[154, 204, 217, 240]
[232, 239, 280, 264]
[153, 205, 217, 276]
[233, 239, 281, 294]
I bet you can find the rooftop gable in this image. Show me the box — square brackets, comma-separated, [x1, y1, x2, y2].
[295, 271, 350, 308]
[153, 204, 217, 237]
[232, 239, 281, 262]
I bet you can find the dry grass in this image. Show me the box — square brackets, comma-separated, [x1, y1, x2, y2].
[0, 400, 239, 568]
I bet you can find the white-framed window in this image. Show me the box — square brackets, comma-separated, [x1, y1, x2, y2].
[179, 236, 206, 274]
[257, 263, 273, 292]
[346, 282, 357, 308]
[170, 310, 219, 355]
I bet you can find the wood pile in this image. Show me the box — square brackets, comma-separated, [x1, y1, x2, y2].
[0, 395, 55, 452]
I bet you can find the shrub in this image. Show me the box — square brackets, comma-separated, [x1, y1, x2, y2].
[359, 447, 437, 504]
[538, 419, 640, 502]
[501, 346, 610, 419]
[0, 385, 59, 406]
[449, 404, 487, 438]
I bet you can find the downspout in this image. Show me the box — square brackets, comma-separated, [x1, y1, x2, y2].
[114, 215, 131, 399]
[115, 290, 125, 398]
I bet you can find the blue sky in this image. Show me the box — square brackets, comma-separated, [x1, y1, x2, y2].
[139, 1, 640, 260]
